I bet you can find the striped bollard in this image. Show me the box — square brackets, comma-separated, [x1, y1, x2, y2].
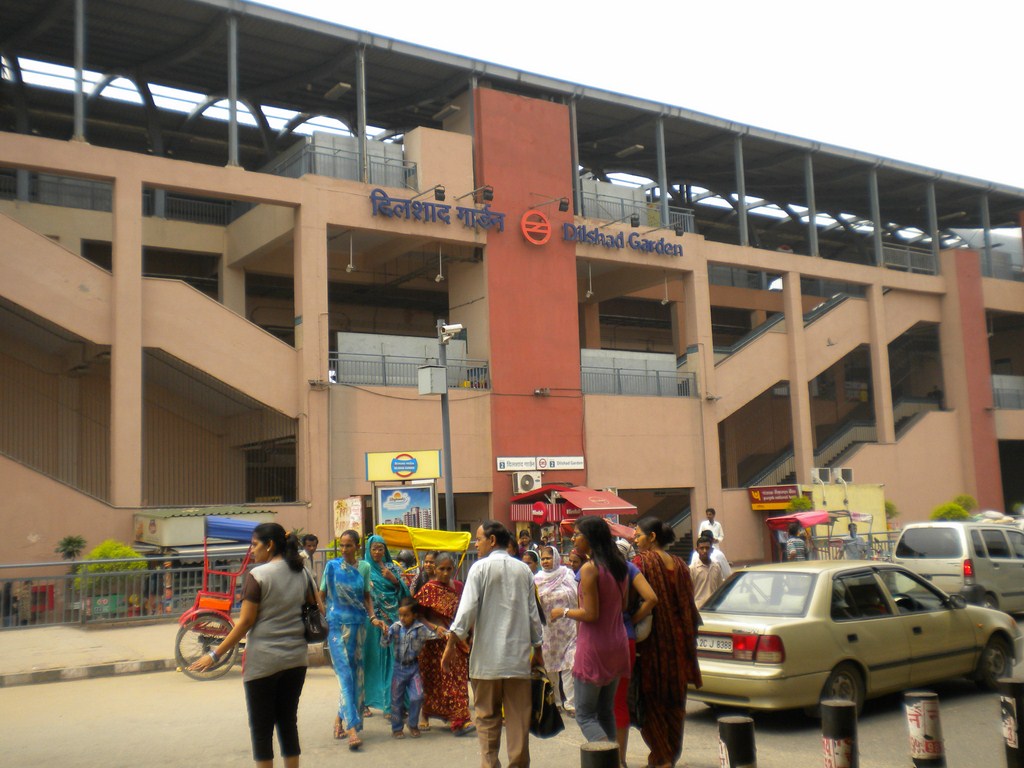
[904, 691, 945, 767]
[821, 699, 858, 768]
[718, 715, 757, 768]
[1000, 678, 1024, 768]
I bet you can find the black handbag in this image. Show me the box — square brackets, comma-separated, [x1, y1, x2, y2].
[301, 570, 328, 643]
[530, 667, 565, 738]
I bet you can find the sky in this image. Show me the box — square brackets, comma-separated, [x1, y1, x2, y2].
[261, 0, 1024, 190]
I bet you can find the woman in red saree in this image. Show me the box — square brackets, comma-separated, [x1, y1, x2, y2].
[632, 516, 702, 768]
[415, 552, 475, 736]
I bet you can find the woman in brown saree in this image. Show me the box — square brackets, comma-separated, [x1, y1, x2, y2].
[414, 552, 475, 736]
[632, 516, 702, 768]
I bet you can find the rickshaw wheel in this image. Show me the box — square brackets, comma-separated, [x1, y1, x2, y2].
[175, 613, 238, 681]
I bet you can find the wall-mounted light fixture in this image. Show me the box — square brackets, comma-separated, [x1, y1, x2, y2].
[432, 104, 461, 122]
[324, 82, 351, 100]
[456, 185, 494, 203]
[434, 244, 445, 283]
[661, 276, 670, 306]
[643, 223, 686, 237]
[410, 184, 446, 202]
[530, 193, 570, 212]
[346, 233, 356, 273]
[533, 387, 551, 396]
[585, 263, 594, 300]
[615, 144, 645, 159]
[599, 212, 641, 229]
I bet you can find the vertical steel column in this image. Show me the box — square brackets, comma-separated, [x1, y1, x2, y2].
[437, 320, 456, 531]
[356, 46, 368, 183]
[804, 153, 819, 257]
[226, 14, 239, 166]
[569, 98, 583, 216]
[869, 168, 883, 266]
[656, 116, 670, 225]
[926, 182, 940, 266]
[734, 135, 748, 247]
[980, 193, 993, 276]
[73, 0, 86, 141]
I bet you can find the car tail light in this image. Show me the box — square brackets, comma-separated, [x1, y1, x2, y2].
[963, 559, 975, 582]
[730, 634, 785, 663]
[755, 635, 786, 663]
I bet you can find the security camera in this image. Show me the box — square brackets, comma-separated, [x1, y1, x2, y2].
[441, 323, 463, 335]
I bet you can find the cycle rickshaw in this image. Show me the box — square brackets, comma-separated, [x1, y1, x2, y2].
[174, 515, 259, 680]
[374, 524, 472, 576]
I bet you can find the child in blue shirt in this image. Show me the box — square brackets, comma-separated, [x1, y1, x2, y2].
[381, 596, 446, 738]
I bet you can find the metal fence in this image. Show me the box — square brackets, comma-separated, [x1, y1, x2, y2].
[329, 353, 490, 389]
[810, 531, 898, 562]
[262, 145, 417, 189]
[579, 190, 696, 233]
[882, 245, 936, 275]
[580, 366, 697, 398]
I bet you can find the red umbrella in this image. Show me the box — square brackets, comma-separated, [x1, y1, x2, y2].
[765, 510, 831, 531]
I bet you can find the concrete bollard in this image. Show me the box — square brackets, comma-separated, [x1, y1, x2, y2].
[580, 740, 619, 768]
[821, 699, 858, 768]
[718, 715, 757, 768]
[904, 691, 945, 767]
[999, 678, 1024, 768]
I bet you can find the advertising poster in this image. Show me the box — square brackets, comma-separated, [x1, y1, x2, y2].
[333, 496, 364, 540]
[375, 484, 436, 530]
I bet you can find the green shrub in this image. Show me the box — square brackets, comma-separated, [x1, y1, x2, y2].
[884, 500, 899, 520]
[787, 496, 813, 512]
[953, 494, 978, 512]
[930, 502, 970, 521]
[75, 539, 147, 592]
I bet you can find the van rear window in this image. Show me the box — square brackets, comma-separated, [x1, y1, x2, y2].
[895, 528, 962, 559]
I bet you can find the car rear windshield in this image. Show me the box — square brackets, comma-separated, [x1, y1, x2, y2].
[895, 528, 963, 559]
[703, 571, 815, 616]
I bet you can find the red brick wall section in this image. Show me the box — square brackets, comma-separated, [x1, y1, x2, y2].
[952, 250, 1003, 510]
[474, 88, 585, 521]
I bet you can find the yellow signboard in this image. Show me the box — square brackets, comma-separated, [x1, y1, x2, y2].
[365, 450, 442, 482]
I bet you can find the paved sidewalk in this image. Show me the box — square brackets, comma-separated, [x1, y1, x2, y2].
[0, 621, 183, 687]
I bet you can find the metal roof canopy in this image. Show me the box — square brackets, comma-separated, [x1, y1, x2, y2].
[2, 0, 1023, 236]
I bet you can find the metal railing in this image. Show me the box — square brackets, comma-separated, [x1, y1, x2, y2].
[810, 531, 898, 562]
[981, 251, 1024, 282]
[329, 352, 490, 390]
[142, 190, 233, 226]
[580, 366, 697, 398]
[262, 145, 417, 190]
[882, 244, 936, 275]
[993, 375, 1024, 409]
[579, 190, 696, 234]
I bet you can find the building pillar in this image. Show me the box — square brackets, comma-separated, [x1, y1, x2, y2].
[656, 117, 670, 225]
[750, 308, 768, 328]
[670, 299, 687, 358]
[867, 283, 896, 442]
[110, 173, 144, 506]
[938, 249, 1003, 509]
[723, 419, 740, 488]
[804, 153, 819, 257]
[580, 301, 601, 349]
[226, 14, 239, 167]
[782, 271, 814, 484]
[294, 193, 331, 526]
[868, 168, 883, 266]
[734, 136, 749, 247]
[683, 258, 722, 516]
[219, 260, 246, 316]
[73, 0, 86, 141]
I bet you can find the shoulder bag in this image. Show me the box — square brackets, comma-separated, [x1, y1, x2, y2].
[529, 667, 565, 738]
[302, 569, 328, 643]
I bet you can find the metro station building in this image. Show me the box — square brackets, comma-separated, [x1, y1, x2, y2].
[2, 0, 1023, 565]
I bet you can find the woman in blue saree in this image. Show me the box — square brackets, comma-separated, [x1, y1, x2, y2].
[362, 534, 410, 717]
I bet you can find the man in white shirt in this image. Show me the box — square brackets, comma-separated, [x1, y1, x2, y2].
[443, 521, 544, 768]
[689, 530, 732, 579]
[697, 507, 724, 548]
[690, 537, 724, 609]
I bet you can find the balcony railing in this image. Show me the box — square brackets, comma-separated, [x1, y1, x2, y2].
[982, 251, 1024, 282]
[580, 366, 697, 398]
[329, 352, 490, 389]
[262, 145, 417, 190]
[882, 244, 936, 275]
[993, 375, 1024, 409]
[579, 190, 696, 234]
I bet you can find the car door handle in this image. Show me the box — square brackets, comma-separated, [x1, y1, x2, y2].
[847, 634, 858, 642]
[913, 626, 923, 635]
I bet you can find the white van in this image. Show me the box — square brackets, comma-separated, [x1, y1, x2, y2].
[892, 521, 1024, 613]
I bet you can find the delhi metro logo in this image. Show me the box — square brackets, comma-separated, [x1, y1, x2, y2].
[520, 210, 552, 245]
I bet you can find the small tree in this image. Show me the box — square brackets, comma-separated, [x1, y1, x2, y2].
[953, 494, 978, 513]
[75, 539, 147, 592]
[930, 502, 969, 521]
[884, 500, 899, 521]
[55, 535, 87, 562]
[787, 496, 813, 512]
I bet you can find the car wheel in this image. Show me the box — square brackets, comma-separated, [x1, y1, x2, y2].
[976, 635, 1012, 691]
[983, 592, 1000, 611]
[820, 662, 864, 716]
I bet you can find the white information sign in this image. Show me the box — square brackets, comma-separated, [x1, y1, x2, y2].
[536, 456, 585, 470]
[496, 456, 537, 471]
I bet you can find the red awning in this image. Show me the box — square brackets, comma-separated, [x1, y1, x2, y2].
[559, 518, 636, 540]
[765, 510, 831, 531]
[557, 488, 637, 515]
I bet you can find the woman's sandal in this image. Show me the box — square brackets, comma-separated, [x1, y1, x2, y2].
[409, 728, 421, 739]
[333, 720, 344, 740]
[418, 719, 431, 731]
[347, 730, 363, 751]
[391, 730, 405, 739]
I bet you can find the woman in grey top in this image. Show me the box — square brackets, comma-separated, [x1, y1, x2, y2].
[189, 522, 309, 767]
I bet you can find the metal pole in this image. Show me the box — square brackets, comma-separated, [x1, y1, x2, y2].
[437, 319, 455, 531]
[569, 99, 583, 216]
[734, 136, 748, 247]
[926, 182, 940, 267]
[226, 14, 238, 167]
[904, 690, 945, 767]
[821, 699, 858, 768]
[656, 116, 670, 226]
[73, 0, 86, 141]
[869, 168, 883, 267]
[718, 715, 757, 767]
[1000, 678, 1024, 768]
[981, 193, 993, 277]
[804, 153, 819, 257]
[356, 47, 368, 184]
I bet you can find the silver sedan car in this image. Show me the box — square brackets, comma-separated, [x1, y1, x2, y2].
[690, 561, 1023, 714]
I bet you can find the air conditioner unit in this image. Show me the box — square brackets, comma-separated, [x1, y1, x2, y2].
[835, 467, 854, 484]
[513, 471, 543, 494]
[811, 467, 832, 484]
